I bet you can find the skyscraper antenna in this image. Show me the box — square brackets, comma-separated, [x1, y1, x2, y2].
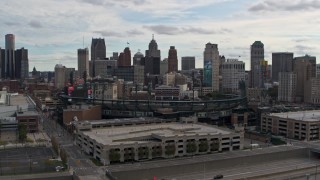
[152, 34, 154, 40]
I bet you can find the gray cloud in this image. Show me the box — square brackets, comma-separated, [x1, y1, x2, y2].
[126, 29, 144, 36]
[4, 22, 20, 26]
[80, 0, 106, 6]
[249, 0, 320, 12]
[144, 25, 180, 35]
[28, 20, 42, 28]
[144, 25, 230, 35]
[93, 30, 123, 37]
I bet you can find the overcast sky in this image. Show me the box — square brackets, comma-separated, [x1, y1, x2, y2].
[0, 0, 319, 71]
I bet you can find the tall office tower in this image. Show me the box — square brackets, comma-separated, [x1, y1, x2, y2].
[145, 35, 161, 75]
[145, 35, 160, 58]
[168, 46, 178, 73]
[78, 48, 89, 79]
[272, 52, 293, 82]
[112, 52, 119, 60]
[15, 48, 28, 79]
[203, 43, 220, 91]
[317, 64, 320, 78]
[259, 60, 269, 88]
[181, 56, 195, 71]
[133, 51, 144, 65]
[278, 72, 296, 102]
[91, 38, 106, 77]
[0, 48, 4, 78]
[160, 58, 168, 75]
[293, 55, 316, 102]
[5, 34, 15, 79]
[118, 47, 131, 67]
[54, 64, 75, 89]
[221, 59, 245, 94]
[250, 41, 264, 88]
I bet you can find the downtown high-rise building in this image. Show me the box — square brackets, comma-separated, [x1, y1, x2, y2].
[133, 51, 144, 66]
[221, 59, 245, 94]
[91, 38, 106, 77]
[77, 48, 89, 79]
[250, 41, 264, 88]
[168, 46, 178, 73]
[118, 47, 131, 67]
[15, 47, 29, 79]
[145, 35, 161, 75]
[181, 56, 195, 71]
[5, 34, 16, 79]
[272, 52, 294, 82]
[203, 43, 220, 91]
[293, 55, 316, 102]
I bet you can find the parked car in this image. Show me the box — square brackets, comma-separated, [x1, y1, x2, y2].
[213, 174, 223, 179]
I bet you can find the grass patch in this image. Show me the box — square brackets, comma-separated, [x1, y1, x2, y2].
[26, 137, 34, 143]
[90, 158, 103, 166]
[0, 141, 8, 146]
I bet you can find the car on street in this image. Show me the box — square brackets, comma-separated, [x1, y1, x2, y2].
[213, 174, 223, 179]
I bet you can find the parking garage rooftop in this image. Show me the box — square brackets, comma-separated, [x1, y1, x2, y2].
[269, 110, 320, 122]
[81, 122, 234, 146]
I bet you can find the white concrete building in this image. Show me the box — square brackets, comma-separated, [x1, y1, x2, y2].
[221, 59, 245, 94]
[93, 82, 117, 100]
[75, 120, 243, 165]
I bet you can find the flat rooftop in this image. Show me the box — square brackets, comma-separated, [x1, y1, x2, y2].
[270, 110, 320, 122]
[16, 111, 39, 117]
[82, 123, 233, 146]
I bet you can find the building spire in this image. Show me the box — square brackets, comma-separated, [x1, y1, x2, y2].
[152, 34, 154, 40]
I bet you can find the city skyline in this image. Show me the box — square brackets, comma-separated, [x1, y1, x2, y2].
[0, 0, 319, 71]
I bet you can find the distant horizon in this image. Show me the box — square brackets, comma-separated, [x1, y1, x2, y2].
[1, 0, 319, 71]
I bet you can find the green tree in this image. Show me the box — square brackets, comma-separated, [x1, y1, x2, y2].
[165, 145, 176, 156]
[210, 141, 220, 151]
[60, 148, 68, 165]
[18, 124, 27, 142]
[109, 149, 120, 162]
[151, 146, 162, 157]
[186, 142, 197, 153]
[138, 147, 149, 159]
[198, 141, 209, 152]
[51, 137, 59, 155]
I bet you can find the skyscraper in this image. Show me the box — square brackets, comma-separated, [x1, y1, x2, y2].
[133, 51, 144, 66]
[0, 48, 4, 78]
[293, 55, 316, 102]
[221, 59, 245, 94]
[15, 48, 28, 79]
[5, 34, 15, 79]
[145, 35, 160, 58]
[181, 56, 195, 71]
[91, 38, 106, 77]
[250, 41, 264, 88]
[145, 35, 161, 75]
[118, 47, 131, 67]
[272, 52, 294, 82]
[168, 46, 178, 73]
[203, 43, 220, 91]
[78, 48, 89, 79]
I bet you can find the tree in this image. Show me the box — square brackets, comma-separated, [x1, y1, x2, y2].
[165, 145, 176, 156]
[18, 124, 27, 142]
[210, 141, 220, 151]
[109, 149, 120, 162]
[51, 137, 59, 155]
[199, 141, 209, 152]
[138, 147, 149, 159]
[186, 142, 197, 154]
[60, 148, 68, 165]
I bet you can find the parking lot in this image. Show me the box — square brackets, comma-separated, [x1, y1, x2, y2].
[0, 147, 63, 175]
